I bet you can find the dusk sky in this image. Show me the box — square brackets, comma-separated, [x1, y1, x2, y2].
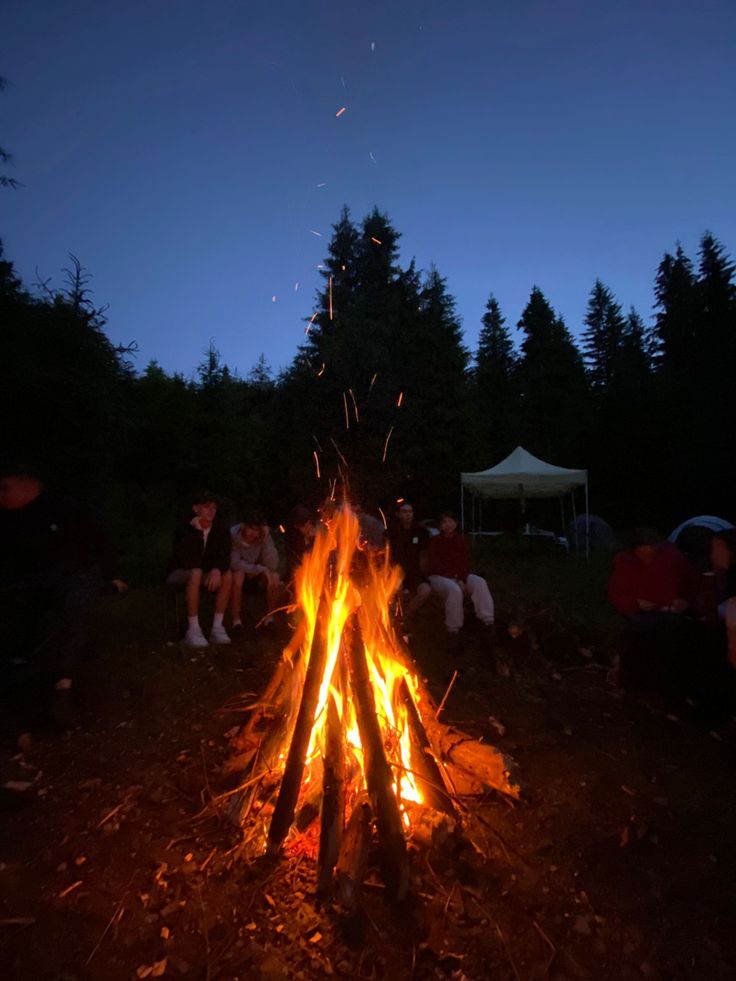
[3, 0, 735, 377]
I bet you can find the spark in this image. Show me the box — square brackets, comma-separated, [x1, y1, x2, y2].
[371, 236, 382, 245]
[371, 41, 375, 51]
[272, 295, 277, 303]
[397, 391, 404, 407]
[317, 182, 327, 188]
[330, 438, 349, 470]
[278, 524, 285, 534]
[342, 391, 350, 430]
[348, 388, 359, 422]
[369, 372, 378, 391]
[335, 106, 347, 118]
[309, 229, 322, 237]
[382, 425, 394, 463]
[313, 450, 321, 479]
[369, 152, 376, 162]
[340, 75, 347, 89]
[396, 497, 405, 504]
[377, 506, 387, 530]
[304, 311, 317, 335]
[329, 477, 337, 501]
[312, 434, 325, 452]
[341, 264, 346, 271]
[317, 363, 326, 377]
[329, 276, 333, 320]
[294, 281, 299, 292]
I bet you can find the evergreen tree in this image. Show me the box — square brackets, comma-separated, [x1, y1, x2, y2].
[652, 245, 697, 371]
[581, 280, 626, 390]
[470, 295, 518, 467]
[516, 287, 588, 462]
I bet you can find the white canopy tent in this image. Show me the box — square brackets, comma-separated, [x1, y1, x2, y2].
[461, 446, 590, 556]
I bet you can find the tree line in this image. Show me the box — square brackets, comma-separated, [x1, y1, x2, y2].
[1, 207, 733, 579]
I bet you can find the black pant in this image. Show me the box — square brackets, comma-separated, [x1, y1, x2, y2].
[1, 572, 101, 683]
[620, 612, 735, 713]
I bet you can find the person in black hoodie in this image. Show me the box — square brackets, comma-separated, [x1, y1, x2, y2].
[0, 462, 128, 727]
[167, 491, 232, 648]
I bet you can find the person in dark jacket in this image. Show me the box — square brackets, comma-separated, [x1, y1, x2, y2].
[385, 500, 431, 626]
[167, 492, 232, 648]
[284, 505, 316, 584]
[0, 462, 127, 727]
[426, 511, 494, 654]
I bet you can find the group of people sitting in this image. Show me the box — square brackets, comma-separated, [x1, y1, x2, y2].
[167, 493, 496, 656]
[3, 457, 735, 730]
[607, 526, 736, 713]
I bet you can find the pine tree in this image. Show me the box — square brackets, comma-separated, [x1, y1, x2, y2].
[652, 245, 697, 372]
[581, 280, 626, 391]
[470, 295, 518, 466]
[516, 287, 588, 462]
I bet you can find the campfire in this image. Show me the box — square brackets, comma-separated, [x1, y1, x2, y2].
[224, 506, 520, 906]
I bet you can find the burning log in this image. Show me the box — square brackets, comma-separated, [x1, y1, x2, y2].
[399, 677, 456, 816]
[267, 602, 329, 854]
[336, 793, 372, 911]
[347, 617, 409, 900]
[224, 505, 521, 905]
[421, 717, 520, 799]
[317, 687, 346, 894]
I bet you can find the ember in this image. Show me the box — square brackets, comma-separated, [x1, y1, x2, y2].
[226, 506, 519, 904]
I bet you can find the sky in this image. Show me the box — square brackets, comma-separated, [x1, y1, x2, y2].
[2, 0, 735, 377]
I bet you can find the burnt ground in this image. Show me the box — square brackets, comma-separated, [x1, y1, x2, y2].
[1, 581, 735, 981]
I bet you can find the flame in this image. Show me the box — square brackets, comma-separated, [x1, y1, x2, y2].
[289, 506, 424, 817]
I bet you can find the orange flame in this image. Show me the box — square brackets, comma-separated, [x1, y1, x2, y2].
[289, 506, 423, 816]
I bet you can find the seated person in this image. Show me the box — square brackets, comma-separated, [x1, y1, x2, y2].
[353, 504, 385, 551]
[0, 462, 128, 727]
[426, 511, 495, 653]
[284, 505, 317, 582]
[230, 511, 280, 629]
[710, 529, 736, 668]
[167, 492, 232, 648]
[607, 527, 698, 692]
[385, 500, 431, 625]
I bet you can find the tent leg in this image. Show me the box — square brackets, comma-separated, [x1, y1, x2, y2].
[585, 480, 590, 562]
[571, 488, 578, 552]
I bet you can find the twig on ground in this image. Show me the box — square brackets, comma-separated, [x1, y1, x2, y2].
[85, 871, 137, 966]
[533, 919, 557, 976]
[435, 670, 458, 721]
[96, 803, 123, 830]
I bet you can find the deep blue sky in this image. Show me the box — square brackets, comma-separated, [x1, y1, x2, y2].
[3, 0, 735, 377]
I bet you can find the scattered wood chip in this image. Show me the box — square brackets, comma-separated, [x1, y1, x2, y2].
[310, 931, 323, 944]
[2, 781, 33, 792]
[57, 880, 83, 898]
[160, 926, 170, 940]
[152, 957, 167, 977]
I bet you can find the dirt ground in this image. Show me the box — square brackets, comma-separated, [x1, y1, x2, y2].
[1, 585, 735, 981]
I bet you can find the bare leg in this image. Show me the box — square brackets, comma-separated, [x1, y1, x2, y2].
[230, 570, 244, 623]
[216, 570, 232, 614]
[265, 571, 281, 616]
[185, 568, 203, 617]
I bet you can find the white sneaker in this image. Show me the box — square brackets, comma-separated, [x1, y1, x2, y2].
[209, 624, 231, 645]
[184, 627, 209, 648]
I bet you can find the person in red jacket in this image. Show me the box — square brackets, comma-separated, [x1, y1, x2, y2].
[607, 527, 698, 692]
[427, 511, 494, 654]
